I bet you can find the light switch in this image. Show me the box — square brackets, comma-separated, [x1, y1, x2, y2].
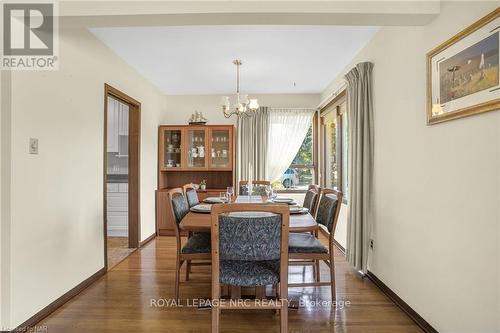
[29, 138, 38, 154]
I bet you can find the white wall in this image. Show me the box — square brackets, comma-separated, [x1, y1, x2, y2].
[0, 69, 3, 328]
[0, 69, 12, 330]
[5, 23, 165, 328]
[164, 94, 320, 125]
[322, 2, 500, 332]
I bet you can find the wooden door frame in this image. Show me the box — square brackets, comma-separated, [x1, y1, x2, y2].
[103, 83, 141, 270]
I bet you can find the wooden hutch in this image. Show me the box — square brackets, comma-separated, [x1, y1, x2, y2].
[156, 125, 235, 235]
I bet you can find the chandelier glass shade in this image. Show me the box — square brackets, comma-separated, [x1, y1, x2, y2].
[221, 60, 259, 118]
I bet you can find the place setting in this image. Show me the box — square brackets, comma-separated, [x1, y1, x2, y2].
[190, 203, 212, 213]
[257, 187, 306, 214]
[192, 191, 233, 213]
[288, 205, 309, 215]
[269, 196, 296, 204]
[203, 193, 230, 204]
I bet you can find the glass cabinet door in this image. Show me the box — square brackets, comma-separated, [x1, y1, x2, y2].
[162, 128, 182, 169]
[210, 128, 232, 169]
[187, 128, 207, 169]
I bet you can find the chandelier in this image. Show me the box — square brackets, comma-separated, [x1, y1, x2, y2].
[221, 59, 259, 118]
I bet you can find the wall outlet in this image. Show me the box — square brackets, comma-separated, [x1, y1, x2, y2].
[29, 138, 39, 154]
[369, 239, 374, 250]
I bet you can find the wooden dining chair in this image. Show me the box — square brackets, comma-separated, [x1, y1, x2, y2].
[182, 183, 200, 208]
[168, 188, 211, 300]
[210, 203, 289, 333]
[301, 184, 322, 280]
[288, 188, 343, 301]
[238, 180, 271, 195]
[302, 184, 321, 218]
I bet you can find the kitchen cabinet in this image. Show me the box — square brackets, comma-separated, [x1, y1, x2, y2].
[119, 103, 129, 136]
[107, 97, 129, 154]
[107, 97, 119, 153]
[107, 182, 128, 237]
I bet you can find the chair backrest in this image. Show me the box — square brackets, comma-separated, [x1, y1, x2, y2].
[303, 184, 321, 217]
[315, 189, 343, 234]
[238, 180, 271, 195]
[182, 183, 200, 208]
[168, 188, 189, 226]
[210, 204, 289, 321]
[211, 202, 289, 263]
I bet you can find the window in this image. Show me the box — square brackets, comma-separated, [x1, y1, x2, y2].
[273, 116, 317, 191]
[320, 91, 348, 199]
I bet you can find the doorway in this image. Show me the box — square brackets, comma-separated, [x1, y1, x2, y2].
[103, 84, 141, 270]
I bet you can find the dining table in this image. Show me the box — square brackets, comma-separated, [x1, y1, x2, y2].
[179, 194, 318, 233]
[179, 194, 317, 302]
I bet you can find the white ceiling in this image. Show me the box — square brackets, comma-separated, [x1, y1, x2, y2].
[90, 25, 378, 95]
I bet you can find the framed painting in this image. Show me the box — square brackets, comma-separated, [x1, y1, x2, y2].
[427, 8, 500, 125]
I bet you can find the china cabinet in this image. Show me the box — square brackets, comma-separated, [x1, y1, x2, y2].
[156, 125, 235, 235]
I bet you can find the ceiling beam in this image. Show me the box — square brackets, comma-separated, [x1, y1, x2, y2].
[59, 1, 441, 27]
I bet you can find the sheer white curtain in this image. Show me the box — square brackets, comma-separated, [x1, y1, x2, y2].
[267, 108, 315, 182]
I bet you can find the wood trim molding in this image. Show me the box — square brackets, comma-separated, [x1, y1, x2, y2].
[320, 89, 346, 115]
[365, 271, 439, 333]
[10, 232, 156, 333]
[318, 225, 346, 254]
[10, 268, 106, 333]
[139, 233, 157, 247]
[103, 83, 142, 266]
[332, 238, 345, 255]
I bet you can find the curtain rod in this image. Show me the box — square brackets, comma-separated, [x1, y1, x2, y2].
[316, 82, 347, 110]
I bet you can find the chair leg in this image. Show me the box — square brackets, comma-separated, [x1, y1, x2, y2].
[280, 305, 288, 333]
[185, 260, 191, 281]
[329, 252, 336, 301]
[280, 285, 288, 333]
[175, 258, 183, 301]
[314, 229, 320, 282]
[275, 283, 281, 315]
[255, 286, 266, 299]
[211, 305, 220, 333]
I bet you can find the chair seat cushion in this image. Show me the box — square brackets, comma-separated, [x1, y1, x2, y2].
[220, 260, 280, 286]
[288, 233, 328, 253]
[181, 232, 211, 254]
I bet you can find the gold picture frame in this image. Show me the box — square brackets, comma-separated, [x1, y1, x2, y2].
[426, 8, 500, 125]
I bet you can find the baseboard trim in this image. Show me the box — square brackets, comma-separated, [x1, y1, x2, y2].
[318, 226, 346, 255]
[140, 232, 157, 247]
[332, 239, 345, 254]
[11, 267, 106, 333]
[365, 271, 438, 333]
[10, 233, 156, 332]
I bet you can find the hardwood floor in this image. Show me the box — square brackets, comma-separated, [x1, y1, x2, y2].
[38, 236, 422, 332]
